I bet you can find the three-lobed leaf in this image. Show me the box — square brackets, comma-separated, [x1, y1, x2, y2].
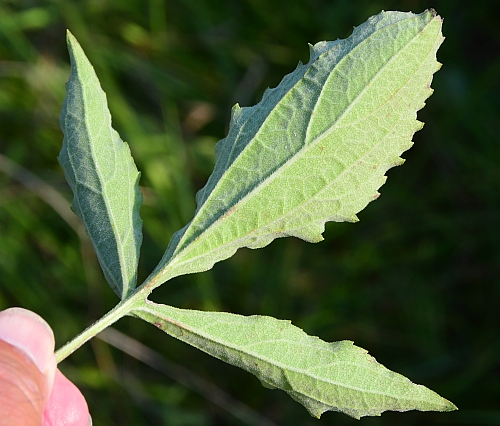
[143, 9, 444, 291]
[58, 9, 454, 420]
[134, 302, 457, 419]
[59, 32, 143, 299]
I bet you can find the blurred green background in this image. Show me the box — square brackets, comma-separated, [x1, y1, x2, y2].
[1, 0, 498, 424]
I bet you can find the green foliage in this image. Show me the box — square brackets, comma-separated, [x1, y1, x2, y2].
[53, 9, 454, 419]
[59, 32, 143, 299]
[145, 10, 444, 289]
[135, 302, 454, 419]
[4, 1, 499, 425]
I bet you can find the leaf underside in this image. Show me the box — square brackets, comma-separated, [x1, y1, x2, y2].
[59, 32, 143, 299]
[129, 9, 452, 419]
[144, 9, 444, 290]
[134, 302, 457, 419]
[59, 9, 453, 420]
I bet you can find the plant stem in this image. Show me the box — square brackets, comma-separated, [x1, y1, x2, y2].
[55, 267, 171, 363]
[55, 296, 139, 363]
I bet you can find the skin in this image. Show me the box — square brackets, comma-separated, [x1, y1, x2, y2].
[0, 307, 90, 426]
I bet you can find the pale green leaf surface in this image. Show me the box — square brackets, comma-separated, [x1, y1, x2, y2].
[134, 302, 456, 418]
[59, 32, 143, 299]
[145, 10, 444, 290]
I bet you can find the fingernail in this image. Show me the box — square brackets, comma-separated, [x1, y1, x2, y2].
[89, 415, 93, 425]
[0, 307, 56, 376]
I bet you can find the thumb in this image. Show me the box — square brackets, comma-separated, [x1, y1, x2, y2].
[0, 307, 57, 426]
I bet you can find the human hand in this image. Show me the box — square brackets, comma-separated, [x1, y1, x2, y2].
[0, 307, 91, 425]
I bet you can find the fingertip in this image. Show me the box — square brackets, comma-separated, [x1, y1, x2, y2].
[0, 309, 90, 425]
[43, 369, 90, 426]
[0, 308, 57, 388]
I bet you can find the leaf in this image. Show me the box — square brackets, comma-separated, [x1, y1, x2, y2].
[144, 10, 444, 290]
[134, 301, 457, 418]
[59, 31, 143, 299]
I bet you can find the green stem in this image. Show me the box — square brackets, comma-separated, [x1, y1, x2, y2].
[54, 267, 171, 363]
[55, 296, 139, 363]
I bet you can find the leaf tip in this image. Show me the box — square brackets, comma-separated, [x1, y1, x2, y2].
[65, 30, 79, 51]
[64, 30, 86, 69]
[445, 401, 459, 412]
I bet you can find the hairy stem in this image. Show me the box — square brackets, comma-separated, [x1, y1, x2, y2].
[55, 266, 169, 363]
[55, 296, 140, 363]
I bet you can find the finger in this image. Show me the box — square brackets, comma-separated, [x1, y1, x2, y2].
[0, 308, 57, 390]
[43, 369, 91, 426]
[0, 340, 48, 426]
[0, 308, 57, 425]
